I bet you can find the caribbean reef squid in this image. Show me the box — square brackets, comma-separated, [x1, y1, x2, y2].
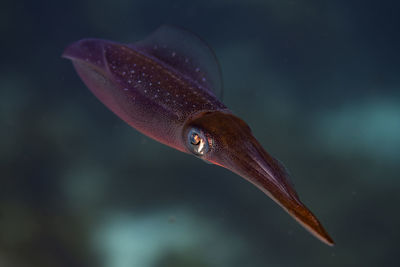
[63, 25, 334, 246]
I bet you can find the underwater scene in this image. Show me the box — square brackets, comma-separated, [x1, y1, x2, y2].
[1, 0, 399, 266]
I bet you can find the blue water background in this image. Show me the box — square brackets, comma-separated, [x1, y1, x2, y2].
[1, 0, 399, 266]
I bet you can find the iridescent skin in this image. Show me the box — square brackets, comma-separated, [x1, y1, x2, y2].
[63, 26, 334, 246]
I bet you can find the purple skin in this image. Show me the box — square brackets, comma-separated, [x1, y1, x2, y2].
[63, 26, 334, 246]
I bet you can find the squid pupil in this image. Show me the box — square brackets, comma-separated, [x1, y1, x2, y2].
[191, 133, 201, 145]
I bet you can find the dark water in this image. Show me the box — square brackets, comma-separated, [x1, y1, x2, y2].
[1, 0, 400, 266]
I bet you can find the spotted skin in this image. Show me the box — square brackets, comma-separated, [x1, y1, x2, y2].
[106, 43, 226, 118]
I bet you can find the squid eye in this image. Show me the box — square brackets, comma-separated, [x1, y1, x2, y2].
[187, 128, 210, 156]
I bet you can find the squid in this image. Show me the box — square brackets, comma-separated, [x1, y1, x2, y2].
[63, 25, 334, 245]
